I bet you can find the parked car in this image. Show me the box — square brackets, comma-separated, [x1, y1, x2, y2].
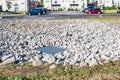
[44, 8, 50, 13]
[85, 7, 102, 14]
[82, 6, 94, 12]
[35, 7, 51, 13]
[47, 9, 51, 12]
[82, 7, 90, 12]
[43, 8, 51, 13]
[43, 8, 48, 13]
[27, 8, 43, 15]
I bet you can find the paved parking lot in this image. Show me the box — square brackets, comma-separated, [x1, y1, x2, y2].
[48, 11, 85, 15]
[1, 11, 120, 21]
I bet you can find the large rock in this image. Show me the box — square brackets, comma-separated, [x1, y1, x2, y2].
[0, 56, 15, 65]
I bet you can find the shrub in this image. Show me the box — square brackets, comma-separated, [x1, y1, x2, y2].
[118, 6, 120, 9]
[68, 8, 71, 11]
[58, 8, 62, 11]
[102, 6, 116, 10]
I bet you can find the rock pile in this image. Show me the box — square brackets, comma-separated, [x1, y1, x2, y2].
[0, 19, 120, 68]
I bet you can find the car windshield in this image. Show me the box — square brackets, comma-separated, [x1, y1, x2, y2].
[85, 8, 88, 10]
[94, 7, 101, 9]
[35, 7, 44, 10]
[88, 6, 94, 8]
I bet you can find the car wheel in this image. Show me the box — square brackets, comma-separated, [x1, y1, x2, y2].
[98, 12, 101, 14]
[40, 12, 43, 15]
[38, 12, 43, 15]
[28, 13, 31, 16]
[88, 12, 91, 14]
[44, 11, 47, 13]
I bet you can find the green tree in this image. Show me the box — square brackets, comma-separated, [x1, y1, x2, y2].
[82, 3, 85, 8]
[6, 2, 12, 11]
[87, 0, 89, 4]
[41, 0, 44, 7]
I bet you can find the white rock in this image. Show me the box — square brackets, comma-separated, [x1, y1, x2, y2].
[88, 58, 98, 66]
[54, 52, 65, 59]
[49, 64, 56, 69]
[0, 56, 15, 65]
[79, 62, 88, 67]
[1, 54, 13, 61]
[32, 60, 43, 66]
[42, 54, 55, 64]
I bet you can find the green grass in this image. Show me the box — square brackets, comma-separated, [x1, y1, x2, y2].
[102, 10, 117, 14]
[0, 13, 26, 17]
[59, 14, 120, 22]
[0, 61, 120, 80]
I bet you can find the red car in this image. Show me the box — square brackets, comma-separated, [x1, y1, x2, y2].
[85, 8, 102, 14]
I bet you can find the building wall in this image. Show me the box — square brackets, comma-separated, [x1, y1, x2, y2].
[113, 0, 120, 7]
[44, 0, 87, 11]
[0, 0, 7, 11]
[9, 0, 27, 12]
[0, 0, 28, 12]
[0, 0, 41, 12]
[43, 0, 52, 9]
[104, 0, 112, 7]
[89, 0, 113, 7]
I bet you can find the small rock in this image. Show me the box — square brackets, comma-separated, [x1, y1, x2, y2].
[49, 64, 56, 69]
[32, 60, 43, 66]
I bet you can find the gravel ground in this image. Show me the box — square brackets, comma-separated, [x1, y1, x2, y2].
[0, 19, 120, 68]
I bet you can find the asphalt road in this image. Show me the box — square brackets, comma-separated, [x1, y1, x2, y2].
[2, 11, 120, 20]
